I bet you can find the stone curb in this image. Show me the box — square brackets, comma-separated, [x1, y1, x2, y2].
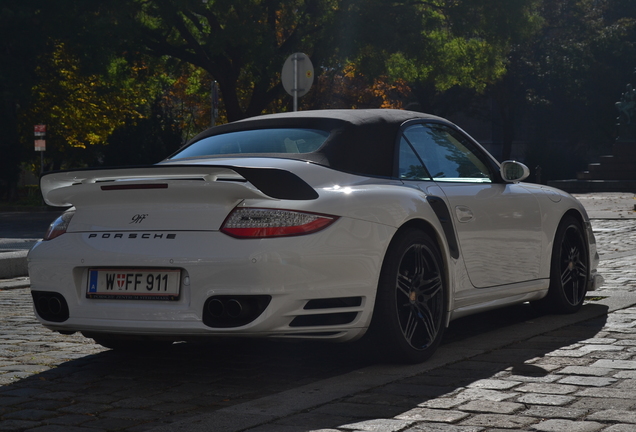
[0, 276, 31, 289]
[0, 250, 28, 279]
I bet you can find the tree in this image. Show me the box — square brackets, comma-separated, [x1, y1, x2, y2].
[23, 44, 219, 171]
[489, 0, 636, 172]
[304, 64, 412, 110]
[0, 0, 129, 198]
[23, 44, 145, 171]
[99, 99, 183, 166]
[100, 0, 544, 122]
[372, 0, 543, 109]
[103, 0, 340, 122]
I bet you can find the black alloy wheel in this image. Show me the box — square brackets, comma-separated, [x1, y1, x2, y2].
[370, 228, 447, 363]
[535, 216, 589, 314]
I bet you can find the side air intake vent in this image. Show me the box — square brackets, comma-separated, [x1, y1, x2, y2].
[289, 312, 358, 327]
[304, 297, 362, 310]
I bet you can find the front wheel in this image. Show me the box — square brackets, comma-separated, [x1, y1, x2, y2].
[535, 216, 589, 314]
[369, 228, 447, 363]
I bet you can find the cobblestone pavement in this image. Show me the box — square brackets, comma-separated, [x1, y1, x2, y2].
[0, 289, 378, 431]
[1, 218, 636, 432]
[592, 219, 636, 295]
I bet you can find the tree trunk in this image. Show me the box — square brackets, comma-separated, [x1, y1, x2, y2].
[500, 107, 515, 161]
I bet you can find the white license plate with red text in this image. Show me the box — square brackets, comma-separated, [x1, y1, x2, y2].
[87, 268, 181, 300]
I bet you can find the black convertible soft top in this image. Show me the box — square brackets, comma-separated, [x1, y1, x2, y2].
[175, 109, 446, 178]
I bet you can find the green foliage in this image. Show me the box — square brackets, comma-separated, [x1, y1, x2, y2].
[99, 0, 540, 121]
[489, 0, 636, 163]
[387, 37, 508, 93]
[29, 44, 143, 150]
[19, 42, 214, 172]
[350, 0, 542, 95]
[113, 0, 341, 121]
[0, 0, 131, 197]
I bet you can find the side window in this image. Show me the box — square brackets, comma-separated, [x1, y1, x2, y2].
[398, 136, 431, 180]
[402, 123, 493, 183]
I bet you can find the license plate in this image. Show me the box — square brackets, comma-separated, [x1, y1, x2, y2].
[87, 268, 181, 300]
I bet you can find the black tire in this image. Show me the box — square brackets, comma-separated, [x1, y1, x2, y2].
[369, 228, 447, 363]
[535, 216, 589, 314]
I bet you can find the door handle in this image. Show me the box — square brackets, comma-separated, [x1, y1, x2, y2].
[455, 206, 474, 223]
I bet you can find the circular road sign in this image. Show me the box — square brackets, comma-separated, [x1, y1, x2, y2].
[281, 53, 314, 98]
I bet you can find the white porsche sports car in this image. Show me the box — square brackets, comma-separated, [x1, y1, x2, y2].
[28, 109, 602, 363]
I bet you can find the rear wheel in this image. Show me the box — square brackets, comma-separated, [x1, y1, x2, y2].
[369, 228, 447, 363]
[535, 216, 589, 314]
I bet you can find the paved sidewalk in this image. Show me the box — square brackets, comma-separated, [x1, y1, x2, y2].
[572, 193, 636, 220]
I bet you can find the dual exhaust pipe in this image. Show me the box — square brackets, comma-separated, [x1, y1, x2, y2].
[202, 295, 271, 328]
[31, 291, 70, 322]
[206, 298, 249, 319]
[38, 296, 64, 316]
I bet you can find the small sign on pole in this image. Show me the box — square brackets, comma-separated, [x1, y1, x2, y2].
[34, 124, 46, 174]
[34, 124, 46, 136]
[34, 124, 46, 150]
[281, 53, 314, 111]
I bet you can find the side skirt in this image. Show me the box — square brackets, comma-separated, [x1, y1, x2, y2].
[449, 279, 549, 321]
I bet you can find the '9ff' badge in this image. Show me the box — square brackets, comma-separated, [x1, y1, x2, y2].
[130, 214, 148, 224]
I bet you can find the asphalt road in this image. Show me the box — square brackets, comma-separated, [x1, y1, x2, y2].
[0, 211, 63, 239]
[0, 211, 63, 252]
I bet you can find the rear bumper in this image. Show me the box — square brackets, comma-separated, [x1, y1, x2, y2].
[27, 219, 394, 342]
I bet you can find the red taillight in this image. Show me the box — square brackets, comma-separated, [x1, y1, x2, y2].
[43, 210, 75, 241]
[221, 208, 337, 239]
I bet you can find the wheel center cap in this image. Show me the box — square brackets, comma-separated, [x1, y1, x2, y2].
[409, 290, 417, 303]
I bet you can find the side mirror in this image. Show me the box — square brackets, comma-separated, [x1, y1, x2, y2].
[500, 160, 530, 183]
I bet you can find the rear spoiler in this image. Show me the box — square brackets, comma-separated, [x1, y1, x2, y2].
[40, 164, 319, 207]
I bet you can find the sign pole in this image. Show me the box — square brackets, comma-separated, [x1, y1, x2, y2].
[293, 54, 298, 112]
[282, 53, 313, 112]
[211, 81, 219, 127]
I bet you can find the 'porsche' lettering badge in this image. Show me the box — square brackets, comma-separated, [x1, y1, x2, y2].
[87, 233, 177, 240]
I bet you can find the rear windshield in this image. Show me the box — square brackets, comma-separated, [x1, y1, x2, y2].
[170, 128, 330, 159]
